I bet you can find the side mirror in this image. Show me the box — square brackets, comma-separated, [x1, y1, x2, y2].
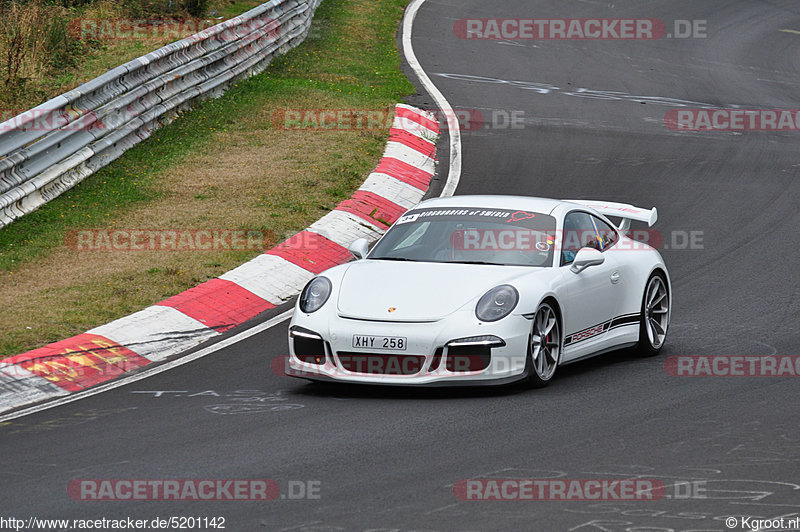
[570, 247, 605, 273]
[348, 238, 369, 260]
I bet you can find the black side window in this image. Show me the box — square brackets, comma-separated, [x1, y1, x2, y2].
[561, 212, 597, 265]
[561, 212, 619, 265]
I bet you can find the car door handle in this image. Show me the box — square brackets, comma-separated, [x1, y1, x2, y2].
[610, 271, 621, 284]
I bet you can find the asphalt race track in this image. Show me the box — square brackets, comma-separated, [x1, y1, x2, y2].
[2, 1, 799, 530]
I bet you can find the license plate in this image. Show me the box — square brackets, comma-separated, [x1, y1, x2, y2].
[352, 335, 407, 351]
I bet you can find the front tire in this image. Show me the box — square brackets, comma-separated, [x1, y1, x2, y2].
[636, 273, 670, 356]
[527, 302, 561, 387]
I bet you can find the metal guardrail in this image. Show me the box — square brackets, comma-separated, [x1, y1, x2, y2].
[0, 0, 321, 228]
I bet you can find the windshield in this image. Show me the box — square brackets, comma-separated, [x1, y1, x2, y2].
[369, 207, 557, 267]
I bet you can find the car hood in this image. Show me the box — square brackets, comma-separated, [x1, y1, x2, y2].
[336, 260, 532, 321]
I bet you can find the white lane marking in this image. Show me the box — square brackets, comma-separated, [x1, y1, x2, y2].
[0, 310, 294, 422]
[434, 71, 729, 108]
[402, 0, 461, 197]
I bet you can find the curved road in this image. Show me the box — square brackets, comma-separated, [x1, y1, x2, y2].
[2, 1, 799, 530]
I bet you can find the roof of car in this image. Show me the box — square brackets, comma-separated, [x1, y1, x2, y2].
[414, 195, 566, 214]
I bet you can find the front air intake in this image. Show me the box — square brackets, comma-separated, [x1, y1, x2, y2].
[290, 327, 326, 365]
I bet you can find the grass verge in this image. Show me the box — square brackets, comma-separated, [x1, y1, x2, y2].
[0, 0, 415, 357]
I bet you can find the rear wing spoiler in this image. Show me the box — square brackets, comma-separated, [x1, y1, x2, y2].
[564, 200, 658, 230]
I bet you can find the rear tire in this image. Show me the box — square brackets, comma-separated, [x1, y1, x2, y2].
[636, 273, 670, 357]
[526, 302, 561, 387]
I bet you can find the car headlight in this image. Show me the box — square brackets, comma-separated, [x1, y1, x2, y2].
[475, 285, 519, 322]
[299, 276, 332, 313]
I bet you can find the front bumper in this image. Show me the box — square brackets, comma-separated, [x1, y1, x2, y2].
[284, 309, 531, 386]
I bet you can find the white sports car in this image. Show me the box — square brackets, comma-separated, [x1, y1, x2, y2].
[286, 196, 671, 387]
